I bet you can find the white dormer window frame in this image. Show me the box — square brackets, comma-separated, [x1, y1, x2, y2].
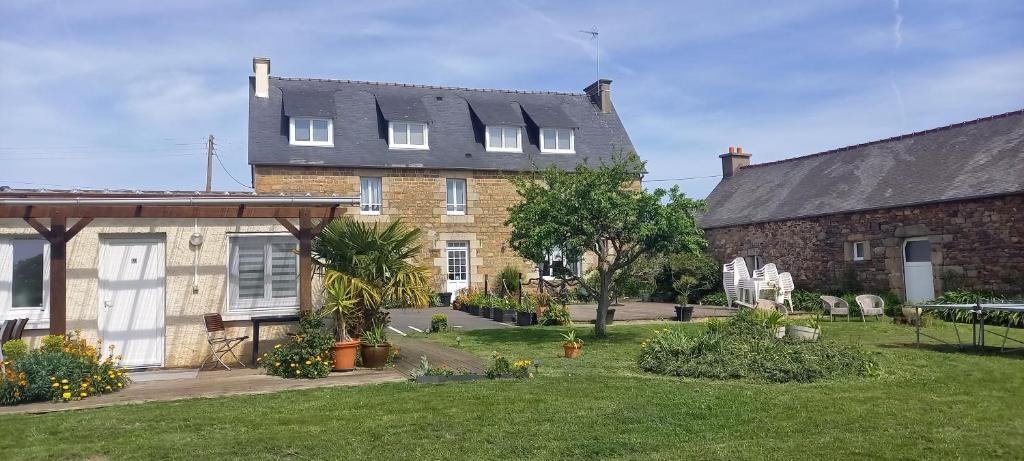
[388, 122, 429, 150]
[540, 127, 575, 153]
[485, 126, 522, 153]
[289, 117, 334, 147]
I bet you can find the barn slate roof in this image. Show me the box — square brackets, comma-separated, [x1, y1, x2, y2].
[248, 76, 635, 172]
[700, 109, 1024, 229]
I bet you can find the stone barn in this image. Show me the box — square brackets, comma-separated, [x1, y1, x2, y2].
[699, 109, 1024, 302]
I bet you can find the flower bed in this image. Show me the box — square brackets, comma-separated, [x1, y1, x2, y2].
[259, 315, 333, 379]
[1, 330, 131, 406]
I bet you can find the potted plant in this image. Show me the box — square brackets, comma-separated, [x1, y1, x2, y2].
[515, 300, 534, 326]
[360, 322, 391, 369]
[786, 314, 821, 341]
[562, 330, 583, 358]
[465, 292, 481, 316]
[481, 296, 493, 319]
[319, 274, 367, 372]
[756, 309, 788, 338]
[673, 274, 697, 322]
[494, 299, 516, 323]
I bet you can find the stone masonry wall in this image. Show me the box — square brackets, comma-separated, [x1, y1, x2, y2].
[254, 166, 542, 293]
[704, 194, 1024, 299]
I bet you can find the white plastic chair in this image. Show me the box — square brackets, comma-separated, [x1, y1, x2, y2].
[722, 257, 749, 307]
[855, 295, 885, 321]
[821, 295, 851, 321]
[752, 263, 780, 286]
[777, 272, 795, 313]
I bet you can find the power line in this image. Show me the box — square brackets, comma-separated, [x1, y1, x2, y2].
[212, 150, 252, 189]
[0, 152, 206, 161]
[0, 179, 101, 189]
[644, 174, 721, 182]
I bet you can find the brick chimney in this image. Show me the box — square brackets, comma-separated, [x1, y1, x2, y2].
[584, 79, 613, 113]
[719, 146, 751, 178]
[253, 57, 271, 98]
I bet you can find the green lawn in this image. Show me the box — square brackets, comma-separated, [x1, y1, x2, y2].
[1, 320, 1023, 460]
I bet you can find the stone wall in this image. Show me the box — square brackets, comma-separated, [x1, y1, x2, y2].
[254, 166, 543, 292]
[703, 194, 1024, 299]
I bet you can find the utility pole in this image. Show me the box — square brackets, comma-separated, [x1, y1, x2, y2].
[205, 134, 214, 192]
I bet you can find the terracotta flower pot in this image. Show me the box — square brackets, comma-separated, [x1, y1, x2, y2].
[360, 343, 391, 369]
[563, 344, 582, 358]
[332, 339, 360, 371]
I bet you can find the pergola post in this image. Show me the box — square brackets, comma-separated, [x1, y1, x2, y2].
[277, 207, 336, 314]
[23, 213, 93, 335]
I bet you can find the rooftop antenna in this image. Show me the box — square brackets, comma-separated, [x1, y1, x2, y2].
[578, 28, 600, 80]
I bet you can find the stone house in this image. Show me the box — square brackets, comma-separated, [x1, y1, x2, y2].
[700, 110, 1024, 302]
[247, 57, 635, 294]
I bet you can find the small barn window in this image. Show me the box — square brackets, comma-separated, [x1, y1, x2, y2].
[853, 241, 867, 261]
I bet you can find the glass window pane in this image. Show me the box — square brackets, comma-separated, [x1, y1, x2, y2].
[542, 129, 556, 150]
[294, 118, 310, 141]
[361, 177, 381, 212]
[12, 240, 44, 308]
[393, 123, 408, 144]
[409, 124, 425, 145]
[270, 242, 298, 298]
[904, 240, 931, 263]
[488, 127, 503, 148]
[311, 119, 329, 142]
[557, 129, 571, 150]
[236, 244, 265, 299]
[504, 127, 519, 148]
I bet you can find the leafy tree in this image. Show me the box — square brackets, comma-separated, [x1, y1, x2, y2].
[506, 153, 706, 336]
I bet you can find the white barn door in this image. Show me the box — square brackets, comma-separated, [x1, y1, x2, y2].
[98, 238, 166, 368]
[903, 238, 935, 303]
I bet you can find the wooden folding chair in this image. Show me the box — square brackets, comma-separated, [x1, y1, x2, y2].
[11, 318, 28, 341]
[0, 320, 15, 345]
[202, 314, 249, 370]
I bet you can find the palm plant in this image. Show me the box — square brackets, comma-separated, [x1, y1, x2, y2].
[319, 273, 376, 342]
[313, 219, 432, 332]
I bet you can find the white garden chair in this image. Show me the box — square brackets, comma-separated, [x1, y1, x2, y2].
[752, 263, 780, 286]
[722, 257, 749, 307]
[777, 272, 795, 313]
[855, 295, 885, 322]
[820, 295, 851, 321]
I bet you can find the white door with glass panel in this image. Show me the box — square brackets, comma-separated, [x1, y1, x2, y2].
[98, 238, 166, 368]
[903, 238, 935, 303]
[446, 241, 470, 294]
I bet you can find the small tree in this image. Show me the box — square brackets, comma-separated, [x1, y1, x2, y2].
[506, 153, 706, 336]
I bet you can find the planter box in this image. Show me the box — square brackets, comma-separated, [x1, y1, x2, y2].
[786, 324, 820, 341]
[493, 308, 515, 323]
[466, 305, 480, 316]
[481, 307, 492, 318]
[516, 311, 533, 326]
[675, 305, 694, 322]
[414, 374, 486, 384]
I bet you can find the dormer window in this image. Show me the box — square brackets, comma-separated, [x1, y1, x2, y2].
[540, 128, 574, 153]
[389, 122, 428, 149]
[289, 117, 333, 146]
[486, 126, 521, 152]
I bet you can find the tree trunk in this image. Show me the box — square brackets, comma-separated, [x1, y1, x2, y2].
[595, 271, 613, 337]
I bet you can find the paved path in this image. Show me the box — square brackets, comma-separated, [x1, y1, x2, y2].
[569, 301, 735, 323]
[386, 307, 510, 336]
[0, 367, 406, 415]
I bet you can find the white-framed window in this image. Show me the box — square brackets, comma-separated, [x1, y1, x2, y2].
[0, 239, 50, 322]
[485, 126, 522, 152]
[289, 117, 333, 146]
[853, 241, 867, 261]
[540, 128, 575, 153]
[541, 247, 581, 277]
[389, 122, 428, 149]
[228, 235, 299, 312]
[446, 178, 467, 215]
[360, 177, 382, 215]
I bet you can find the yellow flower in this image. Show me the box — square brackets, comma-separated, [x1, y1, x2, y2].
[305, 361, 312, 365]
[62, 385, 69, 390]
[117, 383, 123, 388]
[61, 379, 68, 384]
[275, 362, 281, 366]
[274, 344, 282, 349]
[80, 392, 88, 397]
[62, 392, 71, 399]
[51, 383, 60, 388]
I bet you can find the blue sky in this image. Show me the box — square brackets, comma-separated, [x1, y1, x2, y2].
[1, 0, 1022, 198]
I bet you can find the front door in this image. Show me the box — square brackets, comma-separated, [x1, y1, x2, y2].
[903, 238, 935, 303]
[98, 238, 166, 368]
[446, 241, 469, 294]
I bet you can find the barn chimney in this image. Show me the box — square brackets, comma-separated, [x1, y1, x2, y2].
[253, 57, 271, 99]
[720, 146, 751, 178]
[584, 79, 613, 113]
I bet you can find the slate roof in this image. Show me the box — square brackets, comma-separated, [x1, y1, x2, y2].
[248, 76, 635, 171]
[700, 109, 1024, 229]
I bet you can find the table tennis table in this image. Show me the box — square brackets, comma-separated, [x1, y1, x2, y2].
[906, 303, 1024, 352]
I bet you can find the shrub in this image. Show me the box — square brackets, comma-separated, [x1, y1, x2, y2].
[2, 330, 131, 406]
[430, 314, 448, 333]
[539, 302, 572, 326]
[637, 310, 876, 383]
[485, 352, 532, 379]
[2, 339, 28, 360]
[699, 291, 728, 306]
[411, 356, 469, 377]
[260, 315, 333, 379]
[931, 290, 1023, 327]
[498, 265, 522, 297]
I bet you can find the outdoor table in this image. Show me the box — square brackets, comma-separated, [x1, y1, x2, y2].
[907, 303, 1024, 352]
[739, 277, 768, 306]
[250, 314, 301, 365]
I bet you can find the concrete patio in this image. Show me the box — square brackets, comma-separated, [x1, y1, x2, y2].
[570, 301, 735, 323]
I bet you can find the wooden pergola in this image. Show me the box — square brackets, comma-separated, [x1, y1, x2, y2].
[0, 192, 359, 334]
